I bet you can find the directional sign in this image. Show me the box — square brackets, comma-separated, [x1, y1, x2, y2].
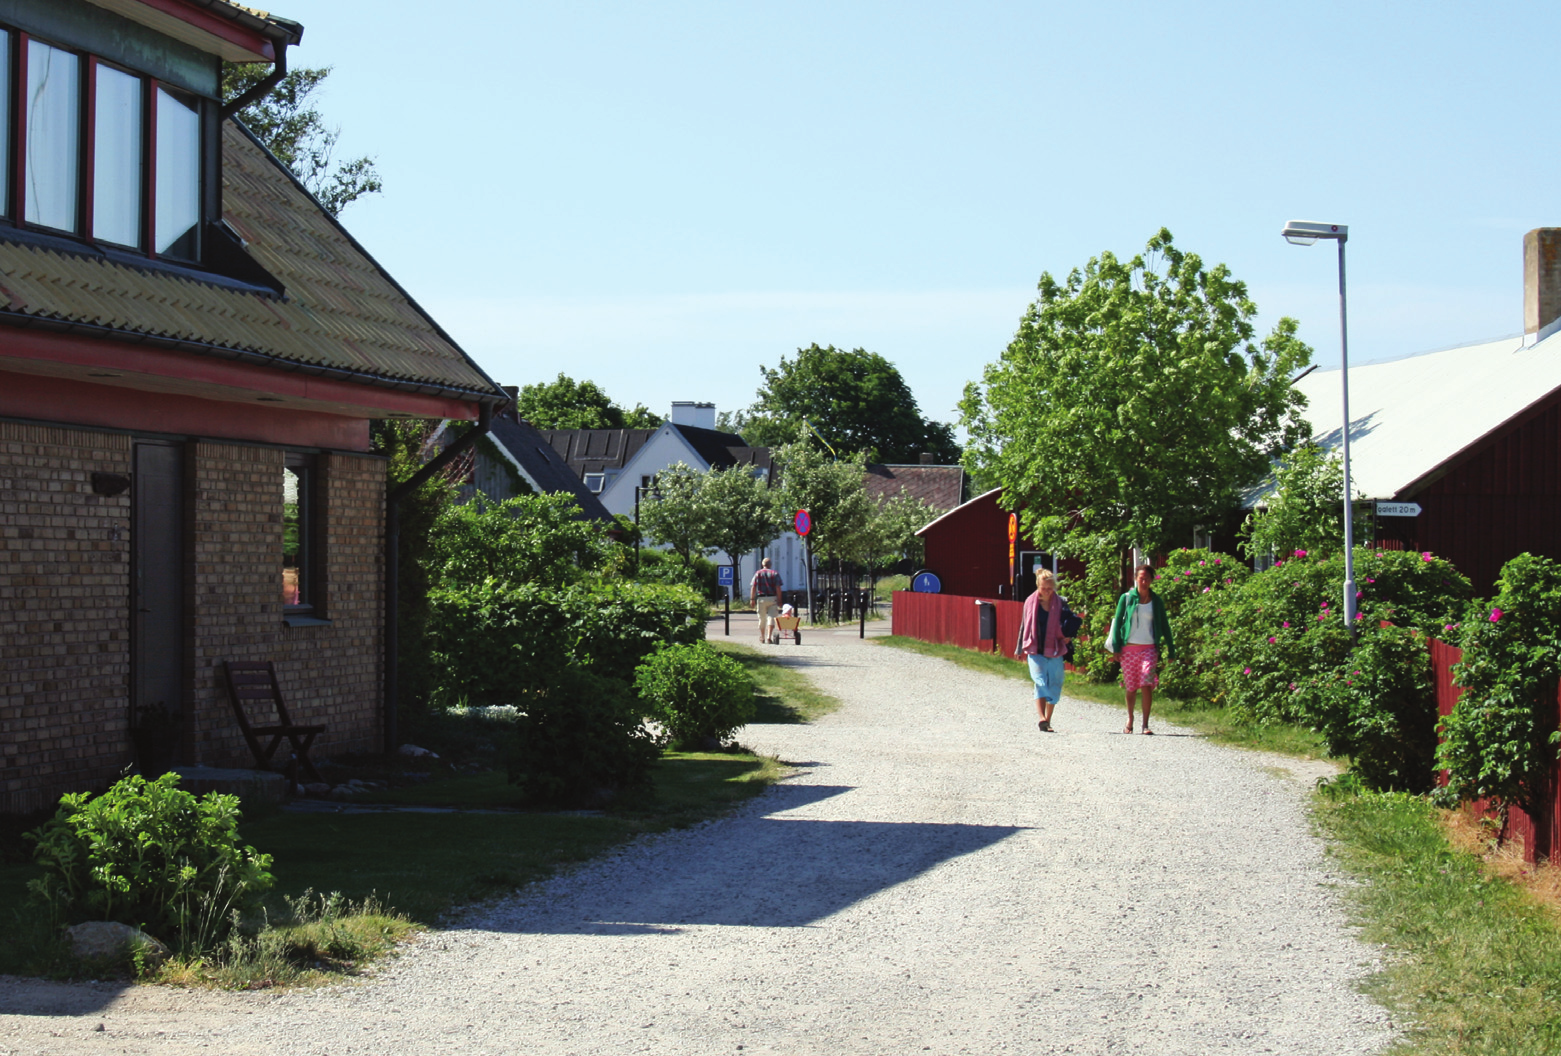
[717, 564, 735, 587]
[1375, 502, 1423, 518]
[911, 571, 942, 593]
[794, 509, 812, 537]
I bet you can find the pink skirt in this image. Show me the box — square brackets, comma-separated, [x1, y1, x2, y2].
[1121, 644, 1159, 692]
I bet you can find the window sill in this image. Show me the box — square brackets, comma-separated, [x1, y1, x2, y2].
[283, 613, 332, 628]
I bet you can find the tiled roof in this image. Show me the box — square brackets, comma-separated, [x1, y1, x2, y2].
[865, 464, 965, 511]
[0, 120, 503, 402]
[540, 428, 658, 477]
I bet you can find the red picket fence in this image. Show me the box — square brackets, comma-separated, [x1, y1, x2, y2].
[1430, 636, 1561, 863]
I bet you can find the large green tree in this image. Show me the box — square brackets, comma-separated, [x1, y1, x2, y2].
[960, 229, 1313, 559]
[1239, 443, 1369, 562]
[637, 463, 711, 567]
[740, 344, 959, 463]
[775, 432, 874, 611]
[513, 374, 662, 430]
[222, 65, 382, 215]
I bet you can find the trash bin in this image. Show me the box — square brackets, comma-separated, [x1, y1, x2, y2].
[975, 599, 996, 643]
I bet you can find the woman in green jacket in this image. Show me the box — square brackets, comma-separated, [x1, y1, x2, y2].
[1107, 563, 1175, 735]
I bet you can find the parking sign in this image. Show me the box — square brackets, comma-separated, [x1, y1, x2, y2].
[717, 564, 735, 587]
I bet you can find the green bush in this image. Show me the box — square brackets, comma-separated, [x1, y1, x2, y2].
[26, 774, 273, 952]
[1437, 552, 1561, 813]
[426, 580, 707, 710]
[634, 549, 721, 600]
[634, 642, 755, 748]
[504, 668, 660, 808]
[1155, 549, 1248, 703]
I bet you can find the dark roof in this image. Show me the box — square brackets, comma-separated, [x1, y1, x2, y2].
[865, 464, 965, 510]
[0, 119, 505, 404]
[540, 428, 658, 478]
[672, 425, 773, 473]
[490, 415, 614, 523]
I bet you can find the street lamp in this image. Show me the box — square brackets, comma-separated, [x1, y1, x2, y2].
[1281, 220, 1357, 631]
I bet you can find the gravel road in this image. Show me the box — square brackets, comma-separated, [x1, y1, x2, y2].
[0, 625, 1396, 1055]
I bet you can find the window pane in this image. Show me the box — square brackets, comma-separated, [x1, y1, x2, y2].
[93, 66, 142, 247]
[283, 465, 308, 606]
[25, 40, 80, 232]
[154, 86, 198, 258]
[0, 32, 10, 216]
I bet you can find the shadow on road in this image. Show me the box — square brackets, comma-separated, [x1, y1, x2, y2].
[498, 784, 1025, 933]
[0, 976, 128, 1017]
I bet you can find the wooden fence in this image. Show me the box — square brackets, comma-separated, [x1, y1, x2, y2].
[1430, 636, 1561, 863]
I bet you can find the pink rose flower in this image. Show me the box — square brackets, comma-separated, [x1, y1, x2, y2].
[1243, 667, 1252, 675]
[1268, 636, 1276, 644]
[1490, 608, 1503, 622]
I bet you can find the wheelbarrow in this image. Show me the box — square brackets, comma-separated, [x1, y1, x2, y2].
[773, 614, 802, 645]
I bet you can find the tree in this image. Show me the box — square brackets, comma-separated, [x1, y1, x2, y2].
[850, 489, 938, 584]
[774, 431, 874, 612]
[222, 65, 382, 216]
[960, 229, 1313, 560]
[1239, 444, 1369, 562]
[637, 463, 711, 567]
[512, 373, 663, 430]
[740, 344, 960, 463]
[699, 465, 785, 577]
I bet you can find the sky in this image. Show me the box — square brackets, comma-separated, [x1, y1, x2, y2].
[274, 1, 1561, 428]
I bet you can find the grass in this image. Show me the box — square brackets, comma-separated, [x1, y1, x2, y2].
[1316, 788, 1561, 1054]
[873, 635, 1330, 759]
[710, 638, 843, 723]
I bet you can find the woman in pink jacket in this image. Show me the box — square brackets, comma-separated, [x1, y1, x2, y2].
[1016, 569, 1076, 732]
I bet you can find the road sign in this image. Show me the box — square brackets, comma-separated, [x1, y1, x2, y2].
[912, 571, 942, 593]
[794, 509, 811, 536]
[717, 564, 735, 587]
[1375, 502, 1422, 517]
[1007, 512, 1018, 543]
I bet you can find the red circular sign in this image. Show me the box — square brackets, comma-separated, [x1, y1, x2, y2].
[794, 509, 812, 537]
[1007, 512, 1018, 544]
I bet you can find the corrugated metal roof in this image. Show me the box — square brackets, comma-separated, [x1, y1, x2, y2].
[1294, 332, 1561, 498]
[0, 120, 503, 402]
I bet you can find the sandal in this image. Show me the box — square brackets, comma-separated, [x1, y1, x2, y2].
[1141, 728, 1154, 735]
[1123, 723, 1134, 734]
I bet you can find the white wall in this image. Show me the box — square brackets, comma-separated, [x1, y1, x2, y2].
[598, 425, 704, 518]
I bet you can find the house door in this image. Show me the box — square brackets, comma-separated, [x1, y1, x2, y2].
[131, 440, 185, 768]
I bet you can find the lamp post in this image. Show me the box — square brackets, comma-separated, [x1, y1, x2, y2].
[1281, 220, 1357, 631]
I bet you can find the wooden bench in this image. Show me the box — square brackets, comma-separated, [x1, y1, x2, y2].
[222, 661, 326, 787]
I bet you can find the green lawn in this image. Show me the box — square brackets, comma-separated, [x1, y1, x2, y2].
[1317, 789, 1561, 1054]
[710, 639, 842, 724]
[873, 634, 1330, 758]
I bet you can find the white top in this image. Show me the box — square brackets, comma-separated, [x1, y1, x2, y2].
[1126, 601, 1156, 645]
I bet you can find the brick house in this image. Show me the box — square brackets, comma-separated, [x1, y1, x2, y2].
[0, 0, 506, 814]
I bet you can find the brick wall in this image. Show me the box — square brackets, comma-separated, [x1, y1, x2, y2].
[0, 427, 384, 815]
[190, 443, 384, 768]
[0, 423, 132, 815]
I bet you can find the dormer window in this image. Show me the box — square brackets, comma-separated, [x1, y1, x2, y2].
[2, 26, 207, 263]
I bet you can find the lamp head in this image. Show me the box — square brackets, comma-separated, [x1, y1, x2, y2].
[1282, 220, 1347, 245]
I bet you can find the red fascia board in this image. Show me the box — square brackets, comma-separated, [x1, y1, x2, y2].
[0, 328, 481, 421]
[0, 368, 368, 449]
[124, 0, 277, 60]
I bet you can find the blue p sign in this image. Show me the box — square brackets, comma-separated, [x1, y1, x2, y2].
[717, 564, 735, 587]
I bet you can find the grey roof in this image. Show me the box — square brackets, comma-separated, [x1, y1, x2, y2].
[1292, 331, 1561, 499]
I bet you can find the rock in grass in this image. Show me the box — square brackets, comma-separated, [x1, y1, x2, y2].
[65, 921, 169, 966]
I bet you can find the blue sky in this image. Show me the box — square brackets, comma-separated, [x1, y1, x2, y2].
[279, 1, 1558, 427]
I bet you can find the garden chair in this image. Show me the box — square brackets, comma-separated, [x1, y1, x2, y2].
[221, 660, 326, 788]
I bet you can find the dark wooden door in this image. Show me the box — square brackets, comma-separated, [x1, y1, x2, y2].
[131, 440, 185, 767]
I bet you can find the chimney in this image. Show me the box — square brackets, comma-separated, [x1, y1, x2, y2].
[670, 401, 716, 430]
[919, 452, 935, 465]
[1524, 229, 1561, 340]
[501, 385, 519, 420]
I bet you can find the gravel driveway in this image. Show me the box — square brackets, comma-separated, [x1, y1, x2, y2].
[0, 626, 1396, 1055]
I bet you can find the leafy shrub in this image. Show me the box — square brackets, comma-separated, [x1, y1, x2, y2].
[634, 548, 721, 600]
[1155, 549, 1248, 703]
[504, 669, 660, 808]
[1293, 625, 1439, 792]
[27, 774, 273, 951]
[634, 643, 755, 747]
[428, 492, 616, 591]
[1436, 553, 1561, 812]
[426, 580, 707, 710]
